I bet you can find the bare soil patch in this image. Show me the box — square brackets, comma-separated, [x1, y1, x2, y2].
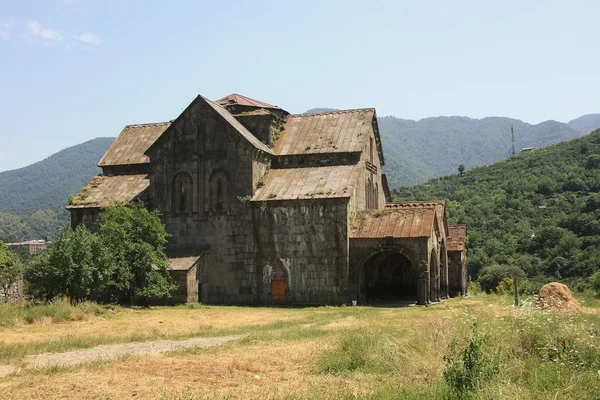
[0, 334, 245, 378]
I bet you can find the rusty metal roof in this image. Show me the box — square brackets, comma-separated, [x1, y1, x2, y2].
[274, 108, 376, 155]
[351, 208, 436, 239]
[447, 224, 467, 251]
[252, 164, 361, 201]
[66, 174, 149, 209]
[216, 93, 281, 109]
[98, 122, 170, 167]
[386, 201, 447, 235]
[203, 97, 274, 155]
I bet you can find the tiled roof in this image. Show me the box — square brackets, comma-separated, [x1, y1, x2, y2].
[386, 201, 446, 235]
[67, 174, 149, 209]
[252, 164, 362, 201]
[351, 208, 436, 239]
[274, 109, 375, 155]
[447, 224, 467, 251]
[216, 93, 281, 109]
[203, 97, 274, 155]
[98, 122, 170, 167]
[166, 247, 209, 271]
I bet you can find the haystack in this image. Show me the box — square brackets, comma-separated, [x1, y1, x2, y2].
[536, 282, 581, 313]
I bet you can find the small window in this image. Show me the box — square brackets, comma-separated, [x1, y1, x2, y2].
[210, 169, 229, 212]
[173, 173, 193, 214]
[370, 137, 374, 164]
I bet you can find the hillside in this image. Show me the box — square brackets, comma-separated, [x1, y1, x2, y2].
[0, 137, 114, 215]
[379, 116, 586, 188]
[395, 129, 600, 290]
[0, 137, 114, 241]
[305, 109, 593, 188]
[568, 113, 600, 134]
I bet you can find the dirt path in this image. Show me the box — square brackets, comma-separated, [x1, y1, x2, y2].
[0, 334, 246, 378]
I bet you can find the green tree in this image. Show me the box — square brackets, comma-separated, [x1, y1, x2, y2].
[24, 226, 109, 303]
[98, 203, 175, 304]
[458, 164, 465, 176]
[590, 271, 600, 297]
[477, 264, 525, 293]
[0, 241, 23, 302]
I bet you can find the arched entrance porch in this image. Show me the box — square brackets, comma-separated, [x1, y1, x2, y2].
[358, 247, 419, 305]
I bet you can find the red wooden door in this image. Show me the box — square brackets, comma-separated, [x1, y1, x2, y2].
[271, 279, 286, 303]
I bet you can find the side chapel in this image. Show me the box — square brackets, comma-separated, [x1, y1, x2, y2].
[68, 94, 467, 305]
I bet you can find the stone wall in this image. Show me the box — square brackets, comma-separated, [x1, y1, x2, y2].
[2, 276, 23, 303]
[251, 199, 350, 305]
[70, 208, 100, 231]
[448, 250, 467, 296]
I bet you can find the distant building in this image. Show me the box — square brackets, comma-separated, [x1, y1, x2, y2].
[6, 240, 48, 256]
[521, 147, 537, 153]
[68, 93, 468, 306]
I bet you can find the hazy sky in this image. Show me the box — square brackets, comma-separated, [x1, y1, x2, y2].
[0, 0, 598, 172]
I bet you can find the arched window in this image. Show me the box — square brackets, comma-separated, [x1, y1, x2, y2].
[209, 169, 229, 212]
[173, 172, 193, 214]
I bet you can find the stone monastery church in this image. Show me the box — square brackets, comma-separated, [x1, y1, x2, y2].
[68, 94, 467, 306]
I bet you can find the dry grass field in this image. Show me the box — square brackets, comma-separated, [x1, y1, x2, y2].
[1, 295, 599, 399]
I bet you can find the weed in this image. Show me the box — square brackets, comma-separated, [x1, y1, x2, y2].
[443, 320, 500, 397]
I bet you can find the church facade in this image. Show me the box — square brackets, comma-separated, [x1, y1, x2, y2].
[68, 94, 467, 305]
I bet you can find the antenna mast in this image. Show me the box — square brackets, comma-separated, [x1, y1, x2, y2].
[511, 125, 516, 156]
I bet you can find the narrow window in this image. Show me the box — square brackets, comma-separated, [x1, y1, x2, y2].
[370, 137, 374, 164]
[216, 178, 223, 209]
[179, 180, 186, 212]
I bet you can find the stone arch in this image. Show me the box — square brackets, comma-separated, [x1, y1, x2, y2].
[172, 172, 193, 215]
[262, 259, 291, 304]
[209, 169, 230, 212]
[356, 245, 420, 304]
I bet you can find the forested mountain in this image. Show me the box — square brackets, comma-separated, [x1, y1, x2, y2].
[395, 129, 600, 291]
[0, 138, 114, 241]
[306, 109, 594, 187]
[379, 116, 586, 187]
[568, 114, 600, 134]
[0, 137, 114, 215]
[0, 112, 597, 242]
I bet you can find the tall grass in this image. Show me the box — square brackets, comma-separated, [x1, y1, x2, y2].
[0, 299, 107, 327]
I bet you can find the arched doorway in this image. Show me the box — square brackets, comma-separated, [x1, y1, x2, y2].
[360, 249, 418, 303]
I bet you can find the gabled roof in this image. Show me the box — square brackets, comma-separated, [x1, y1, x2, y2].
[167, 247, 209, 271]
[216, 93, 281, 110]
[252, 164, 361, 201]
[202, 97, 274, 155]
[274, 109, 377, 156]
[351, 208, 437, 239]
[98, 122, 170, 167]
[66, 174, 149, 209]
[144, 96, 273, 157]
[447, 224, 467, 252]
[386, 201, 447, 236]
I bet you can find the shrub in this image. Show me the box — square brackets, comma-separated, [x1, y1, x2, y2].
[590, 271, 600, 297]
[518, 279, 544, 296]
[467, 280, 482, 295]
[495, 277, 514, 295]
[319, 333, 369, 374]
[477, 264, 525, 293]
[443, 320, 500, 398]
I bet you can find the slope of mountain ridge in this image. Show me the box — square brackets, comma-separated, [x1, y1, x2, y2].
[394, 128, 600, 290]
[0, 137, 114, 215]
[568, 113, 600, 134]
[0, 112, 597, 241]
[378, 115, 586, 188]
